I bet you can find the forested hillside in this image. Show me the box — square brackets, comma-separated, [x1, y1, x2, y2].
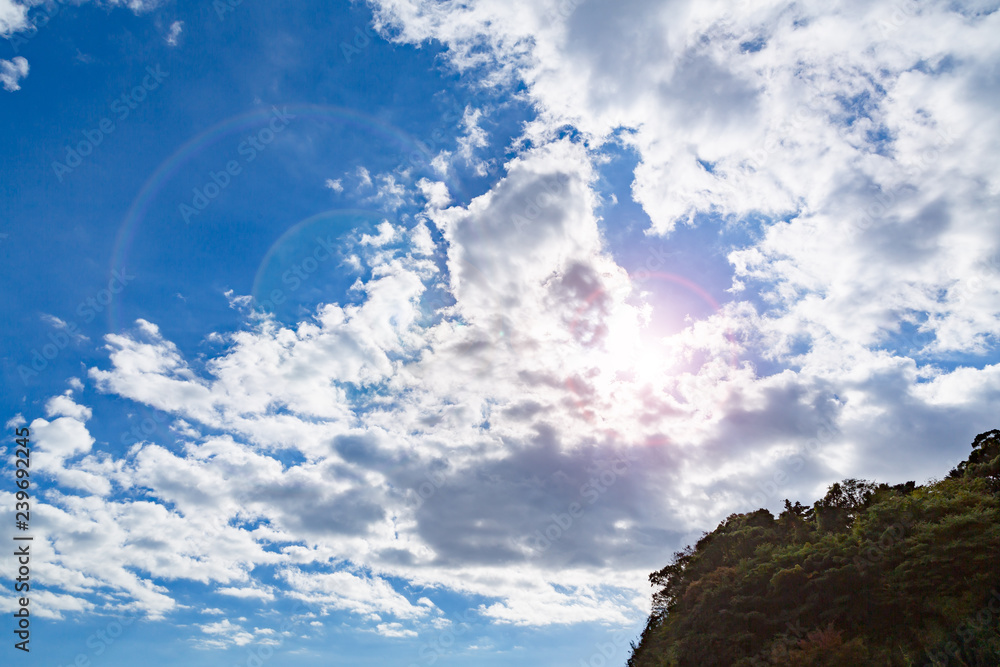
[627, 430, 1000, 666]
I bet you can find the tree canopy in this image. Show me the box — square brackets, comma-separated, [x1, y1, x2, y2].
[627, 429, 1000, 666]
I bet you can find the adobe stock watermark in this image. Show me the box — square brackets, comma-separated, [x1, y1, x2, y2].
[509, 173, 571, 234]
[408, 608, 478, 666]
[55, 611, 142, 667]
[412, 467, 449, 510]
[245, 234, 340, 313]
[877, 0, 922, 37]
[852, 513, 916, 572]
[400, 94, 499, 177]
[401, 99, 465, 172]
[578, 630, 633, 667]
[846, 124, 956, 240]
[630, 239, 675, 286]
[51, 65, 169, 182]
[340, 24, 378, 63]
[179, 106, 295, 224]
[408, 612, 631, 667]
[120, 408, 170, 446]
[214, 0, 246, 21]
[925, 589, 1000, 667]
[524, 452, 634, 555]
[734, 64, 853, 175]
[719, 414, 841, 511]
[18, 269, 135, 384]
[948, 252, 1000, 309]
[233, 598, 330, 667]
[8, 0, 71, 54]
[749, 619, 809, 663]
[543, 0, 584, 24]
[722, 71, 849, 184]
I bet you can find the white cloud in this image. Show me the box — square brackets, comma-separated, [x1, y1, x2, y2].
[216, 585, 276, 601]
[41, 314, 88, 342]
[456, 105, 490, 174]
[2, 0, 163, 42]
[165, 20, 183, 46]
[417, 178, 451, 209]
[45, 391, 93, 422]
[107, 0, 165, 12]
[367, 0, 1000, 424]
[0, 0, 27, 37]
[196, 619, 256, 649]
[430, 151, 451, 176]
[14, 134, 965, 630]
[355, 165, 372, 188]
[0, 588, 94, 620]
[409, 220, 436, 255]
[18, 123, 992, 639]
[369, 173, 408, 210]
[324, 177, 344, 193]
[359, 219, 398, 246]
[14, 0, 1000, 635]
[0, 56, 28, 92]
[376, 622, 418, 638]
[280, 568, 430, 621]
[53, 142, 729, 628]
[31, 394, 105, 495]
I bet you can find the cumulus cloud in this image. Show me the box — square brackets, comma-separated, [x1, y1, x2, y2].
[12, 140, 813, 630]
[417, 177, 451, 209]
[369, 0, 1000, 366]
[31, 393, 109, 495]
[16, 0, 1000, 640]
[22, 121, 993, 633]
[371, 0, 999, 421]
[0, 0, 27, 37]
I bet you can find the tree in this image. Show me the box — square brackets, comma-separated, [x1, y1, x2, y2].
[627, 429, 1000, 667]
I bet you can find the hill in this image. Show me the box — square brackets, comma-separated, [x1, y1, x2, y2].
[626, 430, 1000, 666]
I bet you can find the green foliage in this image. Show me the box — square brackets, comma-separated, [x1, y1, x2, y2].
[627, 430, 1000, 667]
[949, 429, 1000, 493]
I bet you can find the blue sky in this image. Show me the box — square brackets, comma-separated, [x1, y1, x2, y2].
[2, 0, 1000, 665]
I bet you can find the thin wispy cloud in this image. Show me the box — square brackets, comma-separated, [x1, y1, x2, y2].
[165, 20, 183, 47]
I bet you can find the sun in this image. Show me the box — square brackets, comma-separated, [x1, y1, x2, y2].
[566, 269, 739, 397]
